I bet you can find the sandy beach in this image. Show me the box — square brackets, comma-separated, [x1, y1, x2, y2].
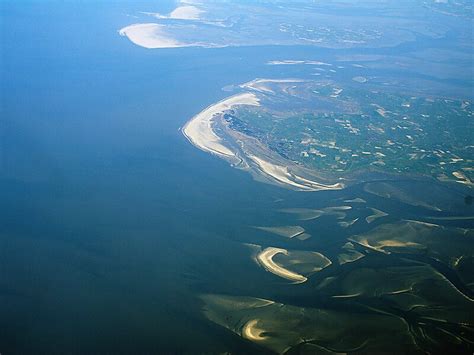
[181, 80, 346, 192]
[182, 93, 260, 158]
[119, 23, 184, 49]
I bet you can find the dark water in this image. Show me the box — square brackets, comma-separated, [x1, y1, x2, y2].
[1, 1, 473, 354]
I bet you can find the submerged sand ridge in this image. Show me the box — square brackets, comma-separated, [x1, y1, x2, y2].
[200, 294, 419, 354]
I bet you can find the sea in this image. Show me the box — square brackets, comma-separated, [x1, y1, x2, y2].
[1, 1, 472, 353]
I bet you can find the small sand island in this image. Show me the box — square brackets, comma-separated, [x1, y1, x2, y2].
[256, 247, 332, 283]
[256, 247, 308, 283]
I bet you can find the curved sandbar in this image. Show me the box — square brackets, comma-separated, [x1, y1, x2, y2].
[249, 155, 343, 191]
[240, 78, 308, 94]
[182, 93, 260, 158]
[242, 319, 267, 341]
[257, 247, 307, 283]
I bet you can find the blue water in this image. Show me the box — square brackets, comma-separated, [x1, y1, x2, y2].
[0, 2, 308, 352]
[1, 1, 473, 353]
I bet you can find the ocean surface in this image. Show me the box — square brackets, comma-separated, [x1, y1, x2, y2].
[1, 1, 473, 353]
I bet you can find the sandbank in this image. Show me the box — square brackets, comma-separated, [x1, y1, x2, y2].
[256, 247, 307, 283]
[242, 319, 267, 341]
[249, 155, 342, 191]
[366, 208, 388, 223]
[255, 225, 305, 238]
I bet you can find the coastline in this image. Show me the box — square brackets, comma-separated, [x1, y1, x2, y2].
[181, 89, 347, 191]
[182, 93, 260, 158]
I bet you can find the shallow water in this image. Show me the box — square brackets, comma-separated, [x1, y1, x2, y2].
[1, 1, 473, 353]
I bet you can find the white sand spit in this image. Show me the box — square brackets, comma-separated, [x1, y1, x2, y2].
[119, 23, 183, 49]
[183, 93, 260, 157]
[257, 247, 307, 283]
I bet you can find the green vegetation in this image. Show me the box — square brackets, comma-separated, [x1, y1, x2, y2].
[230, 81, 473, 185]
